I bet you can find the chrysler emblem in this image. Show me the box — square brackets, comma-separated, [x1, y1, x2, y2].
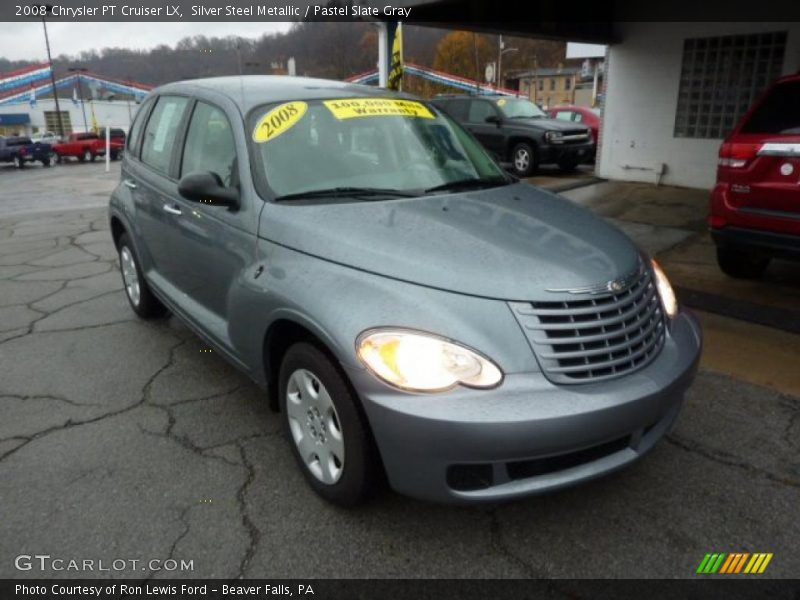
[607, 279, 625, 292]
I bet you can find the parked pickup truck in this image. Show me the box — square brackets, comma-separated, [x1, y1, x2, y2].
[52, 132, 124, 163]
[0, 135, 54, 168]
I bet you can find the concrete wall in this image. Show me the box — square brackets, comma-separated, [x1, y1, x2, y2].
[598, 22, 800, 190]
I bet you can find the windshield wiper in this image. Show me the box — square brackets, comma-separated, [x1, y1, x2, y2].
[275, 187, 418, 201]
[424, 177, 510, 194]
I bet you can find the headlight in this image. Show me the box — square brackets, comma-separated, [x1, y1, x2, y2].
[544, 131, 563, 143]
[651, 259, 678, 318]
[356, 329, 503, 393]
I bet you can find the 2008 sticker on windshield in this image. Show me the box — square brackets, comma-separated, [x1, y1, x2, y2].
[324, 98, 435, 120]
[253, 101, 308, 143]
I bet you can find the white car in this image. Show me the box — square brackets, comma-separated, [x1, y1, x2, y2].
[31, 131, 60, 144]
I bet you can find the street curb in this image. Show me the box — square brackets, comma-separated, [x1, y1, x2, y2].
[676, 286, 800, 335]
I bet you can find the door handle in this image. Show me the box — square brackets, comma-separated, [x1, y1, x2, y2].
[123, 179, 137, 189]
[162, 203, 182, 216]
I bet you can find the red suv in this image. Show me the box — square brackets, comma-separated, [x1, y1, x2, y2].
[710, 74, 800, 278]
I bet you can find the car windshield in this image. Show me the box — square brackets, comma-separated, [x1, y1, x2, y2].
[495, 98, 547, 119]
[248, 97, 507, 200]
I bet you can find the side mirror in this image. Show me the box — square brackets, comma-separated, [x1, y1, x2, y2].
[485, 115, 501, 126]
[178, 171, 239, 209]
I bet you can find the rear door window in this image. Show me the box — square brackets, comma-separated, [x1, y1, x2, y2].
[141, 96, 190, 175]
[741, 81, 800, 134]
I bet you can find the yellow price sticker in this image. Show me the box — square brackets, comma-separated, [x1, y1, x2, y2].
[252, 101, 308, 143]
[324, 98, 435, 120]
[496, 98, 507, 106]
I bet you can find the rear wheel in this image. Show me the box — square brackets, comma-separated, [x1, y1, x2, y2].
[511, 142, 537, 177]
[55, 153, 63, 164]
[279, 342, 377, 506]
[117, 232, 167, 318]
[15, 156, 25, 169]
[716, 246, 770, 279]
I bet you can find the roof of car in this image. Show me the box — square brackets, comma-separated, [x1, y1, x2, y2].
[153, 75, 411, 113]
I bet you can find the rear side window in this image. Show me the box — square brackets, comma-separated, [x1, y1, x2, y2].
[141, 96, 189, 175]
[181, 102, 238, 188]
[741, 81, 800, 134]
[127, 98, 154, 155]
[437, 99, 468, 120]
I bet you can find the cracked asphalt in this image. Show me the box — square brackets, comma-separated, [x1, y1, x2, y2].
[1, 163, 798, 579]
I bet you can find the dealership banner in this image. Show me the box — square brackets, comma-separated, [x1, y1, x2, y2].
[2, 579, 799, 599]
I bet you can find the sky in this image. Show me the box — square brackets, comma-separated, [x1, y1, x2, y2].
[0, 22, 293, 62]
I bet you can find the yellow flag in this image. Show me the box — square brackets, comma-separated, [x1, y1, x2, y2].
[388, 23, 403, 91]
[90, 100, 99, 133]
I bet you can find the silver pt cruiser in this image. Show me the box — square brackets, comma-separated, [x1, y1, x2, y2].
[110, 76, 702, 505]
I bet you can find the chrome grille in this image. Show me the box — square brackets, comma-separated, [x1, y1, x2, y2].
[510, 268, 666, 383]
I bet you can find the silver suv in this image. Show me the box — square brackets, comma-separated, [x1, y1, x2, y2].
[110, 76, 702, 505]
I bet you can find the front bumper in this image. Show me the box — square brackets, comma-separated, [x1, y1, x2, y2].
[539, 142, 595, 165]
[346, 310, 702, 504]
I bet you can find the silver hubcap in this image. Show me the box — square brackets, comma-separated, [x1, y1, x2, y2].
[514, 148, 530, 172]
[120, 246, 141, 306]
[286, 369, 344, 485]
[84, 151, 91, 161]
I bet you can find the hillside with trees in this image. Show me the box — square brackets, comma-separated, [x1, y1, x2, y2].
[0, 23, 567, 98]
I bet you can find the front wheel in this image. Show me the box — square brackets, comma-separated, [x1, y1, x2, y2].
[279, 343, 378, 506]
[117, 232, 168, 318]
[716, 246, 770, 279]
[511, 142, 537, 177]
[15, 156, 25, 169]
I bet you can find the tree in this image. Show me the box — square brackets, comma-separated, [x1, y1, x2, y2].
[433, 31, 494, 84]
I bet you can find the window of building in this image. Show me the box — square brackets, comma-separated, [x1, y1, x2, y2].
[537, 79, 544, 92]
[549, 79, 556, 91]
[565, 77, 572, 91]
[674, 31, 787, 139]
[44, 111, 72, 135]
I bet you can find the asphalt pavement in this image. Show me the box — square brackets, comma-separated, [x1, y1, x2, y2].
[0, 163, 798, 579]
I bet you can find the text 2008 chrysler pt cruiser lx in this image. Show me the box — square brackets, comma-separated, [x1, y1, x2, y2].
[110, 76, 702, 505]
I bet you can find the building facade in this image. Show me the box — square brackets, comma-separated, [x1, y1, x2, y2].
[597, 22, 800, 189]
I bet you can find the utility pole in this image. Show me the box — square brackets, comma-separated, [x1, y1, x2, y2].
[69, 67, 89, 132]
[41, 7, 64, 138]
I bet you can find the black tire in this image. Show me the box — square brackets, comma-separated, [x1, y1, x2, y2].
[117, 232, 168, 318]
[716, 246, 770, 279]
[15, 156, 25, 169]
[279, 342, 377, 507]
[41, 157, 51, 167]
[55, 153, 63, 164]
[110, 151, 119, 161]
[511, 141, 537, 177]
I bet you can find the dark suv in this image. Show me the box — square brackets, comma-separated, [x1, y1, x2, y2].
[431, 95, 594, 176]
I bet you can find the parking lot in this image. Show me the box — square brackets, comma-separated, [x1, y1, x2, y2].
[1, 162, 798, 579]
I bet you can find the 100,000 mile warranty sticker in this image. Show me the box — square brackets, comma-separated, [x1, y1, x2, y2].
[324, 98, 435, 120]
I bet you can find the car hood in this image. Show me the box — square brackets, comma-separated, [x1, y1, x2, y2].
[507, 117, 587, 132]
[259, 182, 641, 301]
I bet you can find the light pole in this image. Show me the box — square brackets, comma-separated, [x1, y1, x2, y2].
[41, 5, 64, 138]
[497, 35, 518, 91]
[68, 67, 88, 132]
[125, 75, 133, 125]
